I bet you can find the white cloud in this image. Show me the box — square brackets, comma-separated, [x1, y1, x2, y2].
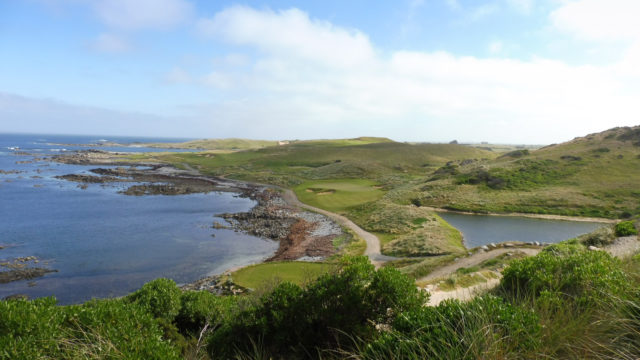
[215, 53, 250, 67]
[197, 6, 375, 68]
[506, 0, 533, 14]
[189, 6, 640, 143]
[445, 0, 461, 11]
[469, 3, 500, 20]
[164, 67, 192, 84]
[489, 40, 504, 54]
[89, 33, 129, 53]
[550, 0, 640, 42]
[94, 0, 193, 30]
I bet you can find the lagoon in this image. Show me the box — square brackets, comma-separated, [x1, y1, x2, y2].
[437, 212, 605, 248]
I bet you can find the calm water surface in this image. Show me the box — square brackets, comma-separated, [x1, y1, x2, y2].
[0, 134, 278, 303]
[437, 212, 604, 248]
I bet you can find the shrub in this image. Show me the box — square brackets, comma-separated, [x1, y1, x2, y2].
[361, 295, 540, 359]
[176, 291, 235, 336]
[207, 256, 428, 358]
[500, 244, 629, 309]
[126, 278, 182, 321]
[577, 226, 615, 247]
[499, 149, 530, 158]
[0, 297, 181, 359]
[615, 221, 638, 237]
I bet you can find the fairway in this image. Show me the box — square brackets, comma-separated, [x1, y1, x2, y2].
[294, 179, 385, 213]
[231, 262, 335, 289]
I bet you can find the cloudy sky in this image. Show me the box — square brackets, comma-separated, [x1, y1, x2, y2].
[1, 0, 639, 143]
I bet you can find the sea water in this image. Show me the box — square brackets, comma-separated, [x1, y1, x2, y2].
[0, 134, 277, 303]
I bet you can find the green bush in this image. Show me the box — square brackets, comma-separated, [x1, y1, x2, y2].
[176, 290, 235, 336]
[126, 278, 182, 321]
[361, 295, 540, 359]
[500, 244, 629, 308]
[577, 226, 615, 247]
[207, 256, 427, 358]
[615, 221, 638, 237]
[0, 297, 181, 359]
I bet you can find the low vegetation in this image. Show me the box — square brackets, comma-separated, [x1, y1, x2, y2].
[230, 261, 335, 289]
[413, 126, 640, 219]
[6, 243, 640, 359]
[616, 220, 639, 237]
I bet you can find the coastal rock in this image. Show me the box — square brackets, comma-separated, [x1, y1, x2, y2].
[55, 174, 122, 183]
[0, 268, 58, 284]
[181, 275, 248, 295]
[588, 245, 600, 251]
[0, 256, 58, 284]
[0, 169, 24, 175]
[480, 245, 489, 251]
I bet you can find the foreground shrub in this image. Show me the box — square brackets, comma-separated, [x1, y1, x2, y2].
[500, 243, 629, 309]
[360, 295, 540, 359]
[176, 290, 236, 337]
[207, 256, 427, 359]
[126, 278, 182, 321]
[0, 297, 180, 359]
[615, 221, 638, 237]
[578, 226, 616, 247]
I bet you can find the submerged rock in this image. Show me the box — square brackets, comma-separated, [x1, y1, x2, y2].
[0, 268, 58, 284]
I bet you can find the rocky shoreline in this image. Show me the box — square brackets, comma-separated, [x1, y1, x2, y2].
[0, 256, 58, 287]
[48, 149, 347, 293]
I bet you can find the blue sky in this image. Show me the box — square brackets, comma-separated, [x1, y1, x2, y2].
[1, 0, 639, 143]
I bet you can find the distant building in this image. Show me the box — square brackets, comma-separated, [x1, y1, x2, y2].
[278, 141, 290, 146]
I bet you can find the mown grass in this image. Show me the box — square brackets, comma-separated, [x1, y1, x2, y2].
[231, 262, 335, 289]
[294, 179, 385, 213]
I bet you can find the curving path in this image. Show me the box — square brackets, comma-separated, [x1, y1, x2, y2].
[417, 247, 541, 283]
[281, 189, 394, 267]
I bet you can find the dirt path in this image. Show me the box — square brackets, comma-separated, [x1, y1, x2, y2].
[605, 236, 640, 258]
[418, 247, 541, 283]
[423, 236, 640, 306]
[281, 189, 391, 266]
[427, 277, 502, 306]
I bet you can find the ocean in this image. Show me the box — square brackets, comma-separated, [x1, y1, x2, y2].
[0, 134, 277, 303]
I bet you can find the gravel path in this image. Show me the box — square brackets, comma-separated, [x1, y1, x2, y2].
[423, 235, 640, 306]
[418, 247, 541, 283]
[281, 189, 394, 267]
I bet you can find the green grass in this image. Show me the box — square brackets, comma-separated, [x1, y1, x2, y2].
[142, 138, 278, 150]
[413, 126, 640, 219]
[231, 262, 335, 289]
[294, 179, 385, 213]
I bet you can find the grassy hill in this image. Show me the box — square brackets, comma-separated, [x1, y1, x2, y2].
[156, 139, 497, 186]
[142, 138, 279, 150]
[132, 138, 495, 259]
[126, 129, 640, 276]
[410, 126, 640, 219]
